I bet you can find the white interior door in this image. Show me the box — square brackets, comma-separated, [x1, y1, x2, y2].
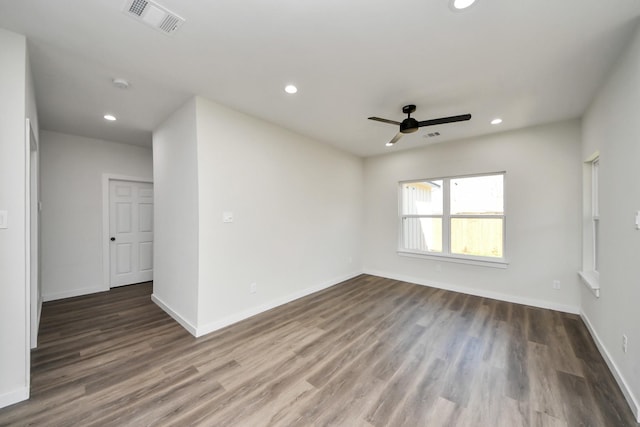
[109, 180, 153, 287]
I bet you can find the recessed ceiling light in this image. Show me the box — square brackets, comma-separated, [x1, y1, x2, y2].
[491, 118, 503, 125]
[104, 114, 117, 121]
[450, 0, 476, 10]
[284, 84, 298, 94]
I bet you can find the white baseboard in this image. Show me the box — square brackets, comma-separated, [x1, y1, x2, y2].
[151, 294, 198, 336]
[43, 285, 108, 302]
[580, 310, 640, 422]
[0, 386, 28, 410]
[195, 271, 362, 337]
[363, 269, 580, 314]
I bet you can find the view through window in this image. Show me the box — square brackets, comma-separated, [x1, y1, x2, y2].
[591, 157, 600, 273]
[400, 173, 505, 261]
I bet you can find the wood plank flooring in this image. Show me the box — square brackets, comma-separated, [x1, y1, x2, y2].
[0, 275, 637, 426]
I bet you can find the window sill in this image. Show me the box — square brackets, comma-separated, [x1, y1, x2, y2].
[578, 271, 600, 298]
[397, 251, 509, 269]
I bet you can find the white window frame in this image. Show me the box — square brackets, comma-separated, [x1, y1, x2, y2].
[398, 172, 507, 268]
[591, 157, 600, 274]
[578, 152, 600, 297]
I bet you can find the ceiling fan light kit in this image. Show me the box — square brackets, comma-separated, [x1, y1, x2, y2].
[450, 0, 477, 11]
[368, 105, 471, 147]
[112, 78, 130, 89]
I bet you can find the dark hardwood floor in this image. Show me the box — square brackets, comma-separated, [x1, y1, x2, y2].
[0, 275, 637, 426]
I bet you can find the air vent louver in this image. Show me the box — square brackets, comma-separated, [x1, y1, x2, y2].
[128, 0, 148, 16]
[159, 14, 181, 33]
[122, 0, 185, 35]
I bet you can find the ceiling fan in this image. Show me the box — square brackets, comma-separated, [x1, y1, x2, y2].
[368, 105, 471, 146]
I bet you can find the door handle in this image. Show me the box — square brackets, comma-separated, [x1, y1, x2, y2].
[110, 237, 116, 242]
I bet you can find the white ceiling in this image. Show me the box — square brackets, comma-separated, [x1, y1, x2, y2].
[0, 0, 639, 157]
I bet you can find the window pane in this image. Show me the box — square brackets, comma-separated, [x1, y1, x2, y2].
[402, 217, 442, 253]
[401, 181, 443, 215]
[450, 174, 503, 215]
[592, 159, 599, 217]
[594, 218, 599, 272]
[451, 218, 503, 258]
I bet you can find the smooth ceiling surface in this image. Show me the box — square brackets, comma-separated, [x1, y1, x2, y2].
[0, 0, 639, 156]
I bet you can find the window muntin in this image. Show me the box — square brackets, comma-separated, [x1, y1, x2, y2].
[400, 173, 505, 262]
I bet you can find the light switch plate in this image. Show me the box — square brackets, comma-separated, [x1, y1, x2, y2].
[0, 210, 7, 229]
[222, 212, 234, 223]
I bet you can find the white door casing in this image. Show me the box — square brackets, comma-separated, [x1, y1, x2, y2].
[27, 119, 41, 349]
[109, 180, 153, 287]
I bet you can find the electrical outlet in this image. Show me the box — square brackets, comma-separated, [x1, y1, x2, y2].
[623, 334, 628, 353]
[552, 280, 560, 290]
[250, 283, 257, 294]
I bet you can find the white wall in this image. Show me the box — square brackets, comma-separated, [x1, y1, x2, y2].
[194, 97, 363, 334]
[363, 120, 582, 313]
[581, 23, 640, 419]
[39, 131, 153, 301]
[0, 28, 30, 408]
[25, 51, 39, 144]
[152, 99, 200, 331]
[151, 96, 363, 336]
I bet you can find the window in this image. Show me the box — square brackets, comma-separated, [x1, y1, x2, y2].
[579, 153, 600, 297]
[399, 173, 505, 264]
[591, 157, 600, 273]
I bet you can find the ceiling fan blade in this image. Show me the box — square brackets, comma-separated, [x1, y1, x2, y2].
[386, 132, 404, 146]
[417, 114, 472, 128]
[368, 117, 402, 126]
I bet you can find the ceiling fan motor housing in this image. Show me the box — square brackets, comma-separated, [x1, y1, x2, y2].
[400, 118, 419, 133]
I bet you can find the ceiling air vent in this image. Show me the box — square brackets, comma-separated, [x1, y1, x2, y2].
[424, 131, 441, 138]
[123, 0, 185, 35]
